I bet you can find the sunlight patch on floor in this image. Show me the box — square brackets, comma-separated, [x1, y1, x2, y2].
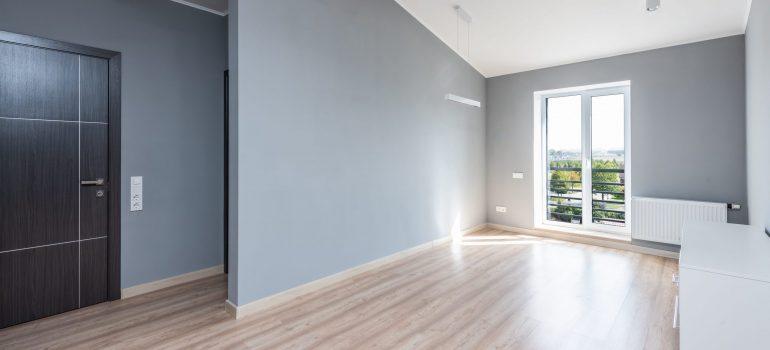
[456, 234, 566, 246]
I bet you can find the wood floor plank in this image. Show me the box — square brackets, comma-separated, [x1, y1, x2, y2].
[0, 232, 679, 350]
[302, 247, 528, 349]
[218, 246, 512, 349]
[177, 245, 495, 349]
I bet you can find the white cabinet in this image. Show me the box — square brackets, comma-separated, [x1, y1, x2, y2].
[679, 222, 770, 350]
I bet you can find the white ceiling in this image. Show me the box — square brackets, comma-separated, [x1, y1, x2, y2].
[395, 0, 752, 77]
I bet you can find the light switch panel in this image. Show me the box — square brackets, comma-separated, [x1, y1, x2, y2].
[512, 172, 525, 179]
[495, 206, 507, 213]
[130, 176, 143, 212]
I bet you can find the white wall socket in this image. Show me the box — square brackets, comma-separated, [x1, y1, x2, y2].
[130, 176, 143, 212]
[495, 206, 507, 213]
[512, 172, 525, 179]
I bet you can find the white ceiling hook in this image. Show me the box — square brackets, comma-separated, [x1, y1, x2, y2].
[646, 0, 662, 12]
[454, 5, 473, 23]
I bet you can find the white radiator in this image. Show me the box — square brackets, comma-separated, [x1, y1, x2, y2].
[631, 197, 727, 245]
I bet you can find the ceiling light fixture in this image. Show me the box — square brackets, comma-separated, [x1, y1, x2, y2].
[445, 94, 481, 108]
[446, 5, 480, 108]
[646, 0, 661, 12]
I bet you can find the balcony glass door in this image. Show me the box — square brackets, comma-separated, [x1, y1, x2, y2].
[543, 85, 629, 233]
[545, 95, 583, 224]
[590, 93, 626, 227]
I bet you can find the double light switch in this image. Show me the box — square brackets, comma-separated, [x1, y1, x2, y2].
[130, 176, 143, 212]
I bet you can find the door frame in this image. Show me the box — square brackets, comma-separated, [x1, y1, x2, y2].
[532, 81, 631, 238]
[0, 30, 122, 300]
[223, 70, 229, 274]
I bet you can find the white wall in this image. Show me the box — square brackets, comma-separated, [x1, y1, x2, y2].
[746, 0, 770, 231]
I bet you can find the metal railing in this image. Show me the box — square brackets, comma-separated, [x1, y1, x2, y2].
[547, 166, 626, 225]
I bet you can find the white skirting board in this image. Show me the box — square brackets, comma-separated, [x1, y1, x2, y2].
[225, 222, 678, 319]
[121, 221, 675, 310]
[225, 223, 488, 319]
[487, 223, 680, 259]
[121, 265, 224, 299]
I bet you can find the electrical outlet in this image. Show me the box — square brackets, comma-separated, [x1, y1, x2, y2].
[495, 206, 507, 213]
[512, 172, 524, 179]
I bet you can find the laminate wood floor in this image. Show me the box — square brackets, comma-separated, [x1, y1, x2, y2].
[0, 229, 679, 349]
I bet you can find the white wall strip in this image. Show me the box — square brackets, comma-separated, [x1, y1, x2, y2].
[168, 0, 227, 17]
[445, 94, 481, 108]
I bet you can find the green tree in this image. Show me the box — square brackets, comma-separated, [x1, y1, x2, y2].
[592, 159, 624, 199]
[548, 159, 583, 223]
[591, 159, 625, 223]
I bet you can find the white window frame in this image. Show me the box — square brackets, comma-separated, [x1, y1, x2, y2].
[533, 81, 632, 237]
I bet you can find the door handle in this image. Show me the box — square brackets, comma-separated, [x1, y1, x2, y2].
[81, 178, 105, 186]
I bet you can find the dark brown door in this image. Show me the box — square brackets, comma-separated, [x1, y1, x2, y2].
[0, 39, 113, 328]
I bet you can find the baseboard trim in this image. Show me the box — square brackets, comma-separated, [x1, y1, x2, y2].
[224, 222, 675, 318]
[456, 222, 489, 238]
[224, 299, 238, 318]
[225, 224, 488, 319]
[486, 223, 680, 259]
[121, 265, 224, 299]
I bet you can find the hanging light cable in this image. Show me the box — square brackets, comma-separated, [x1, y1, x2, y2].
[453, 5, 473, 58]
[456, 7, 460, 52]
[467, 17, 471, 59]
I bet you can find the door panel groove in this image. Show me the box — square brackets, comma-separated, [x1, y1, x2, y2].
[0, 237, 107, 255]
[0, 118, 79, 252]
[0, 242, 79, 328]
[0, 116, 108, 124]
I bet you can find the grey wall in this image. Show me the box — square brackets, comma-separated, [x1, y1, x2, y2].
[227, 0, 240, 302]
[230, 0, 486, 305]
[0, 0, 228, 288]
[487, 36, 747, 233]
[746, 0, 770, 232]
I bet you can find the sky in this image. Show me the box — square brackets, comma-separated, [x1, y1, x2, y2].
[546, 94, 625, 152]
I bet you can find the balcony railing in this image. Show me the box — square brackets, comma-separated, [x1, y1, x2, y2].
[547, 166, 625, 226]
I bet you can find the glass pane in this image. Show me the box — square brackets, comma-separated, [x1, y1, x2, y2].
[546, 95, 582, 224]
[591, 94, 625, 226]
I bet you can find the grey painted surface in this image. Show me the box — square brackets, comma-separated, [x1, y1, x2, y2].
[487, 36, 747, 233]
[227, 0, 239, 303]
[0, 0, 228, 287]
[746, 0, 770, 232]
[230, 0, 486, 305]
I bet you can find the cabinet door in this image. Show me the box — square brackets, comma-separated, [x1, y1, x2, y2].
[679, 268, 770, 350]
